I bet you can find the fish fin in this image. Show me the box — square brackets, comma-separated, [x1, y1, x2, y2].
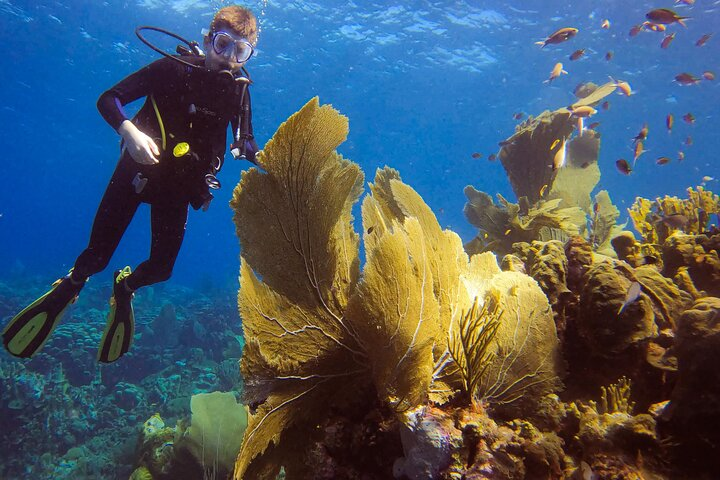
[535, 41, 546, 47]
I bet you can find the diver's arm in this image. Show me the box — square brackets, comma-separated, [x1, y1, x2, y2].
[118, 120, 159, 165]
[97, 58, 171, 164]
[230, 89, 259, 163]
[97, 58, 171, 130]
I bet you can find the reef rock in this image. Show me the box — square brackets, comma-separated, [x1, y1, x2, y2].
[512, 240, 569, 308]
[663, 296, 720, 470]
[662, 233, 720, 297]
[576, 261, 657, 357]
[633, 265, 692, 330]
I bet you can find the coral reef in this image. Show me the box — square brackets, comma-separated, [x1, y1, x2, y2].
[228, 97, 720, 479]
[231, 98, 562, 479]
[0, 277, 245, 480]
[464, 83, 623, 259]
[463, 188, 585, 256]
[660, 297, 720, 471]
[629, 186, 720, 246]
[495, 81, 615, 206]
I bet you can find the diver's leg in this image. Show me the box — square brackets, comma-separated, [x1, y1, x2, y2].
[73, 156, 141, 281]
[97, 201, 188, 362]
[125, 201, 189, 290]
[3, 158, 140, 358]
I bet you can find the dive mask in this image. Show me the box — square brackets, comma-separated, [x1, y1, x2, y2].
[206, 30, 254, 63]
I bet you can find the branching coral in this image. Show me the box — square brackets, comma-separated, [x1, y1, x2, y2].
[463, 188, 585, 256]
[448, 293, 502, 407]
[629, 186, 720, 245]
[598, 377, 635, 415]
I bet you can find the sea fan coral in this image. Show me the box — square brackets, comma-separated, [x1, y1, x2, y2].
[231, 98, 563, 478]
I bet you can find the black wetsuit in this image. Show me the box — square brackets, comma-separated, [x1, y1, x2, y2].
[72, 56, 258, 290]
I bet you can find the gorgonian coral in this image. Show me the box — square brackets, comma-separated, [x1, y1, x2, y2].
[231, 98, 562, 479]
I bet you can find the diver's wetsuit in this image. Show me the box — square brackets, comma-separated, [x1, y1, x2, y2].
[72, 56, 258, 290]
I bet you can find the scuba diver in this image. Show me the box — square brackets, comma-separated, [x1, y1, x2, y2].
[2, 5, 259, 363]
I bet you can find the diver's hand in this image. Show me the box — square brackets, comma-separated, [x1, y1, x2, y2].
[118, 120, 160, 165]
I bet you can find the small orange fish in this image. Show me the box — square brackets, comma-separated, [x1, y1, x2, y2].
[605, 51, 614, 61]
[588, 121, 601, 129]
[546, 62, 568, 83]
[611, 77, 633, 96]
[601, 101, 610, 110]
[675, 72, 701, 85]
[539, 184, 548, 196]
[550, 138, 561, 150]
[513, 112, 525, 120]
[633, 123, 649, 142]
[569, 105, 597, 117]
[633, 141, 646, 163]
[643, 21, 667, 32]
[696, 33, 713, 47]
[629, 24, 643, 37]
[685, 135, 693, 145]
[569, 49, 586, 61]
[666, 114, 674, 133]
[646, 8, 689, 27]
[601, 19, 611, 29]
[552, 138, 567, 170]
[682, 112, 695, 124]
[488, 153, 497, 161]
[656, 156, 671, 165]
[536, 27, 579, 47]
[661, 32, 676, 49]
[703, 71, 715, 81]
[616, 159, 632, 175]
[471, 152, 482, 159]
[678, 151, 685, 162]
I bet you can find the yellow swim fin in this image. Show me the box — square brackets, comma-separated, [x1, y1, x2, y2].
[2, 272, 85, 358]
[97, 267, 135, 363]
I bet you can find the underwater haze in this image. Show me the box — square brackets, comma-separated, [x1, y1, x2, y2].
[1, 0, 720, 479]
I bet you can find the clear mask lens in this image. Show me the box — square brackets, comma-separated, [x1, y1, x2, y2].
[212, 32, 253, 63]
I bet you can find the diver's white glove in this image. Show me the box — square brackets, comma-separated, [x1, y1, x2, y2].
[118, 120, 160, 165]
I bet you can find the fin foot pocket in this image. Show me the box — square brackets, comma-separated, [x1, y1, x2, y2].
[97, 267, 135, 363]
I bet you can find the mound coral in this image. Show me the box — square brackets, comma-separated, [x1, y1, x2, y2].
[230, 98, 562, 478]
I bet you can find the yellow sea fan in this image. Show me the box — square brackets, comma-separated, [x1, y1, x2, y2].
[346, 217, 441, 411]
[230, 96, 363, 315]
[232, 98, 368, 479]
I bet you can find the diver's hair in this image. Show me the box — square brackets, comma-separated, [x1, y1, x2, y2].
[209, 6, 258, 45]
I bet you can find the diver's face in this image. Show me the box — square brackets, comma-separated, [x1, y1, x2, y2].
[204, 29, 254, 73]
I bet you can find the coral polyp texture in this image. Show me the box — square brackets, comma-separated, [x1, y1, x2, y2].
[230, 98, 720, 479]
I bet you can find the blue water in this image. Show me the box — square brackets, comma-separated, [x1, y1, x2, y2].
[0, 0, 718, 478]
[1, 0, 717, 287]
